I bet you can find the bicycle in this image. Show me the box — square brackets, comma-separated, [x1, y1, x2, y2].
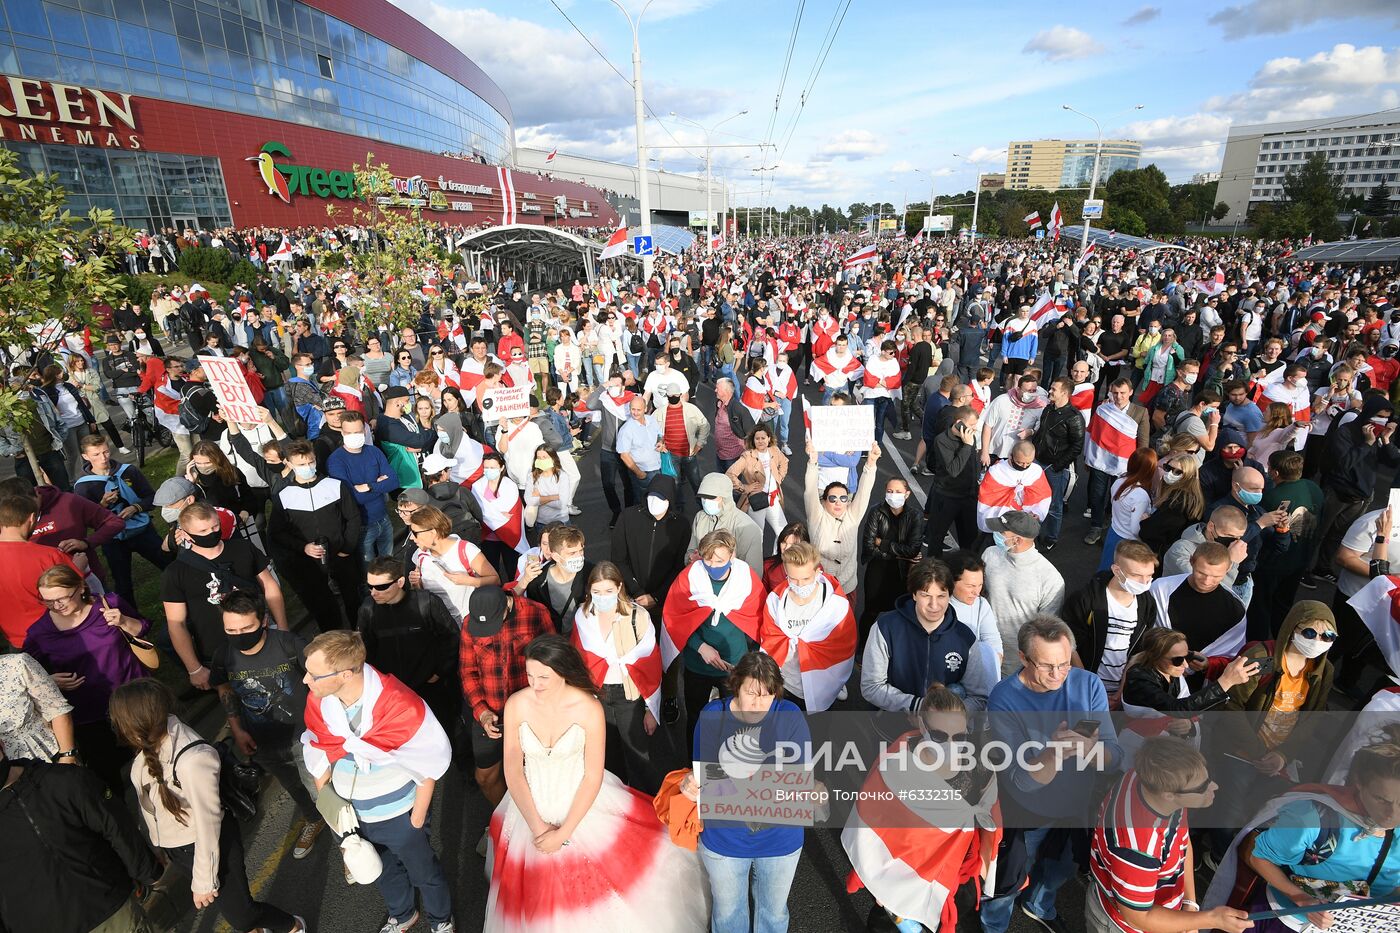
[128, 392, 172, 467]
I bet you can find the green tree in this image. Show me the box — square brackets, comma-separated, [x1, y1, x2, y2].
[328, 154, 450, 335]
[1104, 165, 1172, 228]
[1111, 207, 1147, 237]
[1212, 201, 1231, 222]
[0, 149, 134, 482]
[1366, 180, 1394, 217]
[1281, 153, 1343, 240]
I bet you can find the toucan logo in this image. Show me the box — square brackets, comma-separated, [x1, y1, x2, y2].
[246, 141, 359, 203]
[247, 141, 292, 203]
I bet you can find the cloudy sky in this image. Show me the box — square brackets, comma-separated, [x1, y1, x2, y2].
[392, 0, 1400, 208]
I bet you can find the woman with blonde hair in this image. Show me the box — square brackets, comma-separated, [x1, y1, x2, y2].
[569, 561, 669, 793]
[1139, 452, 1206, 557]
[524, 445, 576, 527]
[111, 679, 305, 933]
[66, 354, 129, 453]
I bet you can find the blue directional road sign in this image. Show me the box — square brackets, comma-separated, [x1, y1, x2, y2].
[633, 235, 654, 256]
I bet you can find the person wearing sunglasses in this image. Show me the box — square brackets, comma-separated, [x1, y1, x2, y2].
[1120, 627, 1258, 733]
[1088, 737, 1251, 933]
[843, 682, 999, 933]
[804, 437, 881, 597]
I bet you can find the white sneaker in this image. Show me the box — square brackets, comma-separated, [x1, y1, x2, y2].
[781, 445, 792, 455]
[568, 505, 582, 516]
[837, 685, 848, 701]
[118, 446, 132, 455]
[378, 913, 419, 933]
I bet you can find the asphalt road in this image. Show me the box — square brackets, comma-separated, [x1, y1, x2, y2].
[168, 373, 1107, 933]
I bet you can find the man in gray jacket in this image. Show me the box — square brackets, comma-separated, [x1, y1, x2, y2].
[688, 472, 762, 569]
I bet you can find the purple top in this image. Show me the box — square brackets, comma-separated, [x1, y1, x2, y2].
[24, 594, 150, 724]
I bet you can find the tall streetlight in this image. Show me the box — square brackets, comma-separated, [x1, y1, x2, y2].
[951, 151, 1003, 240]
[609, 0, 657, 280]
[669, 108, 749, 254]
[1061, 103, 1144, 256]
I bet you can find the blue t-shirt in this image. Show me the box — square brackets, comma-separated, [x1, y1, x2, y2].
[1253, 799, 1400, 910]
[693, 697, 810, 858]
[1223, 402, 1264, 435]
[986, 668, 1122, 820]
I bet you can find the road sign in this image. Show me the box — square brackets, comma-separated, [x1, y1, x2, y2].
[1082, 199, 1104, 219]
[633, 235, 653, 256]
[924, 214, 953, 232]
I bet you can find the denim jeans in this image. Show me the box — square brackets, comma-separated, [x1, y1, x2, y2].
[674, 454, 702, 502]
[262, 386, 287, 415]
[867, 397, 893, 444]
[698, 840, 801, 933]
[629, 468, 660, 501]
[1232, 576, 1254, 609]
[700, 345, 717, 381]
[979, 826, 1078, 933]
[1087, 466, 1115, 530]
[1040, 465, 1072, 545]
[357, 810, 453, 924]
[361, 515, 394, 561]
[775, 398, 792, 446]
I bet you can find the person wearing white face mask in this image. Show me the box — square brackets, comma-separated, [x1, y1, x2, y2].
[858, 479, 925, 644]
[758, 541, 857, 713]
[569, 562, 671, 793]
[327, 412, 397, 561]
[519, 524, 593, 637]
[1062, 540, 1162, 697]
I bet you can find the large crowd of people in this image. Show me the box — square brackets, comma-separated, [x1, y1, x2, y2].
[2, 224, 1400, 933]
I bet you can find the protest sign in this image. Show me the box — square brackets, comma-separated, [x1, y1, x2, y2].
[197, 356, 262, 424]
[485, 383, 532, 421]
[810, 404, 874, 453]
[694, 760, 820, 828]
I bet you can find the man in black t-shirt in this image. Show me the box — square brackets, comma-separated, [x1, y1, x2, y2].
[218, 591, 325, 859]
[160, 502, 287, 691]
[1155, 541, 1247, 663]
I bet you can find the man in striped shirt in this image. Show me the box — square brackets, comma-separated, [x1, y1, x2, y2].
[1087, 737, 1251, 933]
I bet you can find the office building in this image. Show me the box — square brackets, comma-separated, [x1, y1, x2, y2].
[1004, 138, 1141, 191]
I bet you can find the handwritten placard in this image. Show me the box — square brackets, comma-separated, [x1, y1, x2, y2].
[197, 356, 262, 424]
[485, 383, 532, 421]
[810, 404, 874, 453]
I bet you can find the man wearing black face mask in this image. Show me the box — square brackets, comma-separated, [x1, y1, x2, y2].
[656, 388, 708, 505]
[217, 590, 326, 860]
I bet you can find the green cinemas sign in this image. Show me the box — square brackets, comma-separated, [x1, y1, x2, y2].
[247, 141, 358, 203]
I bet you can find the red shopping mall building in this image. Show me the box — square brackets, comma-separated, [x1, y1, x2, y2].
[0, 0, 619, 232]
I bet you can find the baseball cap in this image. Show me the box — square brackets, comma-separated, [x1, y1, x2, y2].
[421, 452, 453, 476]
[991, 510, 1041, 540]
[382, 385, 410, 401]
[321, 395, 347, 412]
[397, 489, 431, 507]
[466, 585, 510, 637]
[153, 477, 198, 507]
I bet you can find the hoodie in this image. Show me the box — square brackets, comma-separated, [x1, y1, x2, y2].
[1322, 393, 1400, 501]
[688, 472, 762, 569]
[611, 474, 689, 604]
[1211, 600, 1335, 764]
[1163, 522, 1241, 586]
[1198, 425, 1266, 504]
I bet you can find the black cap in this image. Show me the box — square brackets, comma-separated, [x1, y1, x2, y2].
[383, 385, 410, 401]
[466, 585, 510, 637]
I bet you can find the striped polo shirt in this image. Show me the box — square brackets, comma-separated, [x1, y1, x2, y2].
[329, 698, 418, 823]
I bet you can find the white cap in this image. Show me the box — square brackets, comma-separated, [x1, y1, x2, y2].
[421, 452, 454, 476]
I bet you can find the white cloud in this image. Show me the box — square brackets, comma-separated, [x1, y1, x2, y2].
[962, 146, 1006, 165]
[1252, 44, 1400, 89]
[890, 160, 915, 173]
[1209, 0, 1400, 40]
[819, 130, 889, 160]
[1119, 113, 1233, 145]
[1021, 26, 1105, 63]
[1122, 6, 1160, 26]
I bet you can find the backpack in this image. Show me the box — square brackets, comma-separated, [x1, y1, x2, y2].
[73, 464, 152, 541]
[178, 383, 214, 433]
[432, 491, 483, 545]
[171, 738, 264, 822]
[629, 332, 645, 355]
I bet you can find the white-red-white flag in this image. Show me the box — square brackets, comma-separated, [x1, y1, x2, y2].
[1072, 243, 1097, 279]
[844, 244, 878, 269]
[760, 581, 856, 713]
[1023, 211, 1041, 227]
[976, 460, 1052, 532]
[545, 147, 557, 164]
[710, 232, 724, 250]
[496, 166, 517, 224]
[1084, 401, 1140, 476]
[271, 236, 293, 262]
[1028, 291, 1063, 328]
[911, 229, 925, 244]
[599, 224, 628, 260]
[1048, 202, 1063, 241]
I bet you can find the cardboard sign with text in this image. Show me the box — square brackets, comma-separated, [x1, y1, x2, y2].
[197, 356, 262, 424]
[810, 404, 874, 453]
[484, 383, 532, 421]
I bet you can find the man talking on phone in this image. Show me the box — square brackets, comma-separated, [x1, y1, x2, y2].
[924, 405, 982, 556]
[458, 585, 554, 856]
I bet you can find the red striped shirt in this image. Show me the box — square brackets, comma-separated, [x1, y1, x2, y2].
[1089, 770, 1189, 933]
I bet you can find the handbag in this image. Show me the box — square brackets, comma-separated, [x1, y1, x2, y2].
[317, 777, 383, 884]
[659, 451, 679, 478]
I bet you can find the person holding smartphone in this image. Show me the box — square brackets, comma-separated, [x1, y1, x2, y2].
[925, 406, 982, 556]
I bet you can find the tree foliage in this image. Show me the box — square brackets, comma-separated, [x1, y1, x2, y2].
[1281, 153, 1343, 241]
[0, 148, 134, 444]
[1366, 180, 1394, 218]
[328, 154, 445, 335]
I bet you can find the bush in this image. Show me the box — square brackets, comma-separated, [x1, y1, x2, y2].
[319, 250, 347, 271]
[177, 246, 234, 282]
[227, 260, 262, 289]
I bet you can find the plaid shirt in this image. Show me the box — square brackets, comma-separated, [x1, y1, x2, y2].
[459, 595, 555, 721]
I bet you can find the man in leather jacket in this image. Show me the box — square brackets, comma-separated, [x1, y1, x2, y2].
[1033, 377, 1086, 551]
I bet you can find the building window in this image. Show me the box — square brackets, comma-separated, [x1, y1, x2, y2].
[317, 54, 334, 79]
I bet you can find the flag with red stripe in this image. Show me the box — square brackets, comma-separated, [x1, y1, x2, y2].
[1028, 291, 1063, 328]
[302, 665, 450, 781]
[599, 224, 628, 260]
[976, 460, 1052, 532]
[1149, 574, 1245, 657]
[471, 475, 527, 554]
[741, 375, 774, 421]
[760, 581, 856, 713]
[844, 244, 878, 269]
[1084, 401, 1140, 476]
[497, 166, 517, 224]
[1071, 382, 1095, 424]
[661, 560, 764, 670]
[571, 608, 663, 722]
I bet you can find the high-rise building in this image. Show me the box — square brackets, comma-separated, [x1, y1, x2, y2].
[1191, 171, 1222, 185]
[1004, 139, 1141, 191]
[1215, 115, 1400, 221]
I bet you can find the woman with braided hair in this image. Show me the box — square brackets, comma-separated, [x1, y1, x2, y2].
[110, 679, 305, 933]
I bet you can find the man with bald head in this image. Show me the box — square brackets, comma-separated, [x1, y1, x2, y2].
[1207, 464, 1293, 609]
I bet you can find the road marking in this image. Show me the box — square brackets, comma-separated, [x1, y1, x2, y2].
[880, 436, 926, 509]
[213, 820, 303, 933]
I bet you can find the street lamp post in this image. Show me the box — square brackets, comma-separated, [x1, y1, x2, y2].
[669, 109, 748, 254]
[952, 153, 995, 240]
[609, 0, 657, 280]
[1061, 103, 1144, 257]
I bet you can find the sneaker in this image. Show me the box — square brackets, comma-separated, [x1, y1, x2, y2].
[1082, 508, 1092, 519]
[567, 505, 582, 516]
[429, 922, 456, 933]
[118, 446, 132, 455]
[476, 829, 490, 857]
[1315, 570, 1338, 585]
[1041, 540, 1057, 553]
[1019, 904, 1072, 933]
[897, 431, 912, 440]
[1298, 573, 1319, 589]
[378, 913, 419, 933]
[662, 697, 681, 725]
[781, 445, 792, 456]
[1084, 527, 1104, 545]
[837, 685, 849, 701]
[292, 819, 325, 859]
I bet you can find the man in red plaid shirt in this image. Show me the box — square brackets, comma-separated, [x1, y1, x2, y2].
[459, 585, 554, 826]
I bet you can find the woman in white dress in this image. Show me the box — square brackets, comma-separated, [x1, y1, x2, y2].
[484, 635, 708, 933]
